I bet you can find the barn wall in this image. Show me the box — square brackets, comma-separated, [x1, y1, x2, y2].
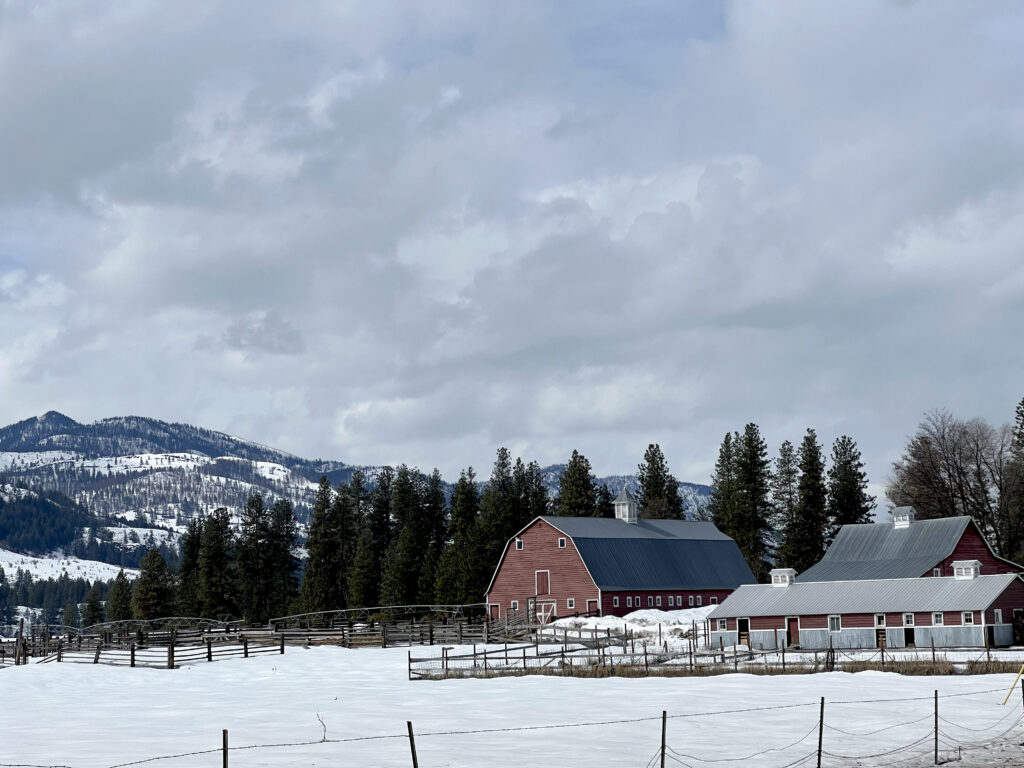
[985, 577, 1024, 625]
[927, 524, 1022, 577]
[486, 519, 598, 619]
[602, 589, 732, 618]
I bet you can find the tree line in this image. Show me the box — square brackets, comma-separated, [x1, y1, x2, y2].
[705, 424, 874, 581]
[887, 397, 1024, 564]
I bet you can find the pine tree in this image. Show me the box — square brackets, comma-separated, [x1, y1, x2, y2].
[707, 432, 739, 531]
[636, 443, 684, 519]
[557, 450, 598, 517]
[62, 599, 79, 628]
[177, 517, 204, 616]
[826, 435, 875, 541]
[594, 483, 615, 519]
[434, 468, 479, 604]
[132, 549, 175, 619]
[347, 529, 378, 609]
[770, 440, 799, 549]
[301, 477, 339, 613]
[81, 584, 104, 627]
[731, 424, 773, 580]
[777, 429, 828, 574]
[267, 498, 299, 618]
[380, 466, 426, 606]
[417, 469, 448, 603]
[198, 507, 237, 618]
[106, 570, 133, 622]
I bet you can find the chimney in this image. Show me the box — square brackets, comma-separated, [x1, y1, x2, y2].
[770, 568, 797, 587]
[613, 488, 638, 524]
[892, 507, 916, 529]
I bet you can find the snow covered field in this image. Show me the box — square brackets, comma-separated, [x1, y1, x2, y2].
[0, 547, 137, 582]
[2, 645, 1023, 767]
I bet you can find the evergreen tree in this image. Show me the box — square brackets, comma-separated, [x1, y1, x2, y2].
[731, 424, 774, 580]
[636, 443, 684, 519]
[301, 477, 339, 613]
[826, 435, 875, 541]
[770, 440, 799, 547]
[347, 529, 377, 609]
[198, 507, 237, 618]
[556, 450, 598, 517]
[236, 494, 273, 623]
[777, 429, 828, 574]
[177, 517, 204, 616]
[518, 460, 549, 522]
[106, 570, 133, 622]
[132, 548, 175, 620]
[707, 432, 739, 530]
[594, 483, 615, 519]
[434, 468, 479, 605]
[380, 466, 426, 606]
[267, 498, 299, 618]
[82, 584, 104, 627]
[475, 449, 522, 600]
[417, 469, 448, 603]
[62, 599, 79, 628]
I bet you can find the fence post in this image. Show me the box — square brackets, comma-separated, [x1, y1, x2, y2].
[408, 650, 412, 681]
[243, 637, 249, 658]
[934, 690, 938, 765]
[407, 721, 420, 768]
[167, 641, 174, 670]
[782, 643, 786, 673]
[16, 618, 24, 666]
[94, 643, 101, 664]
[644, 642, 649, 674]
[131, 643, 136, 668]
[223, 728, 229, 768]
[817, 697, 824, 768]
[56, 640, 63, 662]
[280, 634, 285, 654]
[931, 637, 936, 666]
[733, 643, 738, 672]
[661, 710, 667, 768]
[382, 625, 388, 649]
[207, 639, 213, 661]
[719, 637, 725, 664]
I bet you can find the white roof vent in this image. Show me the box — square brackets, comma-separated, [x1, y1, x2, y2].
[952, 560, 981, 580]
[770, 568, 797, 587]
[613, 488, 638, 525]
[893, 507, 916, 529]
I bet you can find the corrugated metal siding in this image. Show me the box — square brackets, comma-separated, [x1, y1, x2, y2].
[708, 574, 1020, 618]
[797, 517, 970, 582]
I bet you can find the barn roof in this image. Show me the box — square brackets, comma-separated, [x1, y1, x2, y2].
[796, 516, 972, 582]
[539, 516, 756, 591]
[708, 573, 1019, 619]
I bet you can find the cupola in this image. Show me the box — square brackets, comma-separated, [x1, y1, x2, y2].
[892, 506, 916, 529]
[770, 568, 797, 587]
[613, 488, 638, 524]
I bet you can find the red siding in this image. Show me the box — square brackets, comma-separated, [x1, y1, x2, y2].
[923, 524, 1022, 577]
[985, 578, 1024, 624]
[486, 520, 598, 619]
[601, 590, 732, 617]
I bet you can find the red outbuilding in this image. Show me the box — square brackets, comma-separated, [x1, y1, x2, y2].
[485, 490, 756, 621]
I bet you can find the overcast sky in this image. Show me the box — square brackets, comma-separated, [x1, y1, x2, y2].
[2, 1, 1023, 500]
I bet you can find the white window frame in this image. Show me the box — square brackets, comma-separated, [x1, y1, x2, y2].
[656, 596, 662, 607]
[903, 613, 914, 627]
[668, 596, 674, 607]
[567, 598, 575, 610]
[995, 609, 1003, 624]
[557, 537, 566, 549]
[933, 567, 942, 577]
[535, 569, 550, 595]
[677, 595, 683, 606]
[626, 596, 632, 608]
[717, 619, 728, 631]
[648, 596, 654, 608]
[875, 614, 886, 628]
[613, 596, 619, 608]
[828, 615, 842, 633]
[515, 538, 523, 550]
[710, 596, 718, 604]
[510, 600, 519, 611]
[696, 596, 702, 607]
[962, 611, 974, 625]
[688, 596, 694, 607]
[932, 612, 944, 626]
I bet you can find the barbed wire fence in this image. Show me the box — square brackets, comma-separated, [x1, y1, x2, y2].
[2, 685, 1022, 768]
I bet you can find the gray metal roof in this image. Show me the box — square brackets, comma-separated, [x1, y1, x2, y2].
[540, 516, 756, 591]
[796, 517, 971, 582]
[708, 573, 1020, 619]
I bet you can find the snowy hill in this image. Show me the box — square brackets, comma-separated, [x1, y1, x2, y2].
[0, 547, 137, 582]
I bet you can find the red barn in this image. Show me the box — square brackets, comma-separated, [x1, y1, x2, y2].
[485, 490, 755, 621]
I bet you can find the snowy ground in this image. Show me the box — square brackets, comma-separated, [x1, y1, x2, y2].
[0, 547, 137, 582]
[2, 645, 1024, 767]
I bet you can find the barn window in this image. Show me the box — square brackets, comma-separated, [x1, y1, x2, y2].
[668, 596, 674, 607]
[933, 567, 942, 577]
[995, 609, 1003, 624]
[903, 613, 914, 627]
[613, 597, 620, 608]
[515, 538, 523, 550]
[710, 597, 718, 604]
[656, 596, 662, 607]
[962, 611, 974, 625]
[677, 595, 683, 606]
[635, 595, 640, 606]
[648, 596, 654, 607]
[626, 596, 632, 608]
[567, 598, 575, 610]
[932, 612, 944, 626]
[717, 619, 727, 631]
[688, 596, 694, 607]
[874, 614, 886, 628]
[511, 600, 519, 611]
[828, 615, 842, 633]
[557, 537, 566, 549]
[696, 596, 702, 607]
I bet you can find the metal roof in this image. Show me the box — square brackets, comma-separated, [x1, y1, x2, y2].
[796, 517, 971, 582]
[613, 488, 636, 504]
[708, 573, 1020, 619]
[540, 516, 756, 591]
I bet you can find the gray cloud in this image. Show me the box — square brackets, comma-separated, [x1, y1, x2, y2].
[1, 1, 1024, 498]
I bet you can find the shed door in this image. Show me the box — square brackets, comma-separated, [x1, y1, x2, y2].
[536, 570, 550, 595]
[786, 617, 799, 647]
[586, 599, 598, 616]
[737, 618, 750, 647]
